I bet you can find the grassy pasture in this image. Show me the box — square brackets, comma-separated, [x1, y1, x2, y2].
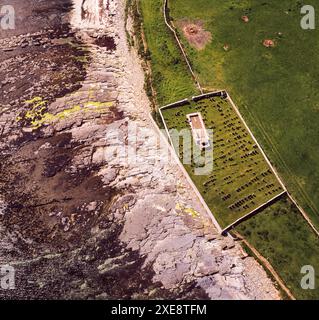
[139, 0, 198, 106]
[169, 0, 319, 228]
[161, 96, 283, 227]
[139, 0, 319, 298]
[236, 197, 319, 300]
[167, 0, 319, 299]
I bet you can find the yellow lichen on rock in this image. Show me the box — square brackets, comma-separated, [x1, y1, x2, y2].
[175, 203, 200, 218]
[17, 97, 115, 130]
[184, 207, 200, 218]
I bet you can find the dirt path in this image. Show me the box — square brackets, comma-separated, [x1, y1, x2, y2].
[233, 232, 295, 300]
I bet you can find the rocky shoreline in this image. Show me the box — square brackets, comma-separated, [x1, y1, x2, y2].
[0, 0, 280, 299]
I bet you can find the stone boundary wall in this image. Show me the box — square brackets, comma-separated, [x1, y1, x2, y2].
[222, 191, 287, 233]
[161, 98, 190, 110]
[192, 91, 227, 102]
[158, 90, 287, 233]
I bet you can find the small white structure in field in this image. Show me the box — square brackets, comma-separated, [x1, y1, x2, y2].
[187, 112, 210, 149]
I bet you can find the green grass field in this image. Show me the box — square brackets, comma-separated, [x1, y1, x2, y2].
[236, 197, 319, 300]
[139, 0, 319, 299]
[139, 0, 199, 106]
[169, 0, 319, 228]
[161, 95, 283, 227]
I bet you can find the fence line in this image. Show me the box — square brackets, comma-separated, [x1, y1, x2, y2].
[287, 193, 319, 238]
[163, 0, 203, 94]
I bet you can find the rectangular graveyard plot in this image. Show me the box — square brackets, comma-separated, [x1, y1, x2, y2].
[161, 96, 284, 228]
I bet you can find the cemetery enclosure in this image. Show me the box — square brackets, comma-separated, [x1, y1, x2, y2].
[161, 94, 284, 228]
